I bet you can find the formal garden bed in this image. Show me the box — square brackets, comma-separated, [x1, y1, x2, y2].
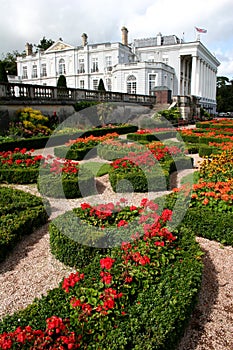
[0, 187, 50, 263]
[0, 117, 232, 349]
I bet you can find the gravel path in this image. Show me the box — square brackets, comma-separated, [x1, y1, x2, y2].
[0, 152, 232, 349]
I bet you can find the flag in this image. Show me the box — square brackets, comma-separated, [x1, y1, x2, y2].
[195, 27, 207, 33]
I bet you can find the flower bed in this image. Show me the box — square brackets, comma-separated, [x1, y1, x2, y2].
[108, 144, 192, 193]
[0, 148, 45, 184]
[54, 133, 119, 160]
[0, 187, 50, 262]
[38, 157, 95, 198]
[127, 128, 177, 142]
[0, 199, 203, 349]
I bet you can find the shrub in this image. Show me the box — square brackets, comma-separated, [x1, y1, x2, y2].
[0, 201, 203, 350]
[9, 107, 52, 138]
[38, 158, 96, 198]
[0, 187, 50, 262]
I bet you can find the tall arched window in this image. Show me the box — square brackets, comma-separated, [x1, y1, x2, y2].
[127, 75, 137, 94]
[58, 58, 66, 75]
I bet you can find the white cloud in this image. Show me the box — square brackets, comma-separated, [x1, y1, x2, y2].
[0, 0, 233, 78]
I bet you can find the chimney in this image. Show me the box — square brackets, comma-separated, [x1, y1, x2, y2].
[157, 32, 162, 46]
[25, 43, 33, 56]
[121, 26, 128, 46]
[81, 33, 88, 46]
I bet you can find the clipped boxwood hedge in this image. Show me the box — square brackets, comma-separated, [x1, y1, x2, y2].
[54, 145, 96, 160]
[0, 168, 39, 184]
[127, 130, 177, 143]
[0, 125, 138, 152]
[37, 168, 96, 198]
[0, 187, 50, 262]
[0, 224, 203, 350]
[109, 168, 170, 192]
[182, 207, 233, 245]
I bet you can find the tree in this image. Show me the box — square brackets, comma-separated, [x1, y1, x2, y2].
[97, 78, 106, 91]
[1, 51, 21, 76]
[35, 36, 54, 51]
[57, 75, 67, 88]
[216, 76, 233, 112]
[0, 61, 8, 82]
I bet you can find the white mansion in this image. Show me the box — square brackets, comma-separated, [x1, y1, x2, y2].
[16, 27, 220, 113]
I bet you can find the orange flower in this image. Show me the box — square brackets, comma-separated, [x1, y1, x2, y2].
[202, 198, 209, 205]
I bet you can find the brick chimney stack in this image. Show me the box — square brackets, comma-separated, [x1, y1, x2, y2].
[121, 26, 128, 46]
[25, 43, 33, 56]
[81, 33, 88, 46]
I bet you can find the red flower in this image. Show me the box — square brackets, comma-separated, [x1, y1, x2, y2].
[117, 220, 128, 227]
[100, 257, 115, 270]
[100, 271, 112, 284]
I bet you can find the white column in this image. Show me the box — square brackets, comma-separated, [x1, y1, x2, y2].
[196, 57, 200, 96]
[191, 56, 197, 95]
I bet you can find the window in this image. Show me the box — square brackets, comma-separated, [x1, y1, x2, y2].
[163, 56, 169, 65]
[80, 80, 85, 89]
[92, 58, 98, 72]
[149, 74, 157, 94]
[106, 78, 112, 91]
[41, 64, 47, 77]
[22, 66, 28, 79]
[78, 58, 85, 73]
[127, 75, 137, 94]
[58, 58, 66, 75]
[105, 56, 112, 71]
[93, 79, 98, 90]
[32, 65, 37, 78]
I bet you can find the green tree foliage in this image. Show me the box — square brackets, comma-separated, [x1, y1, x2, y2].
[0, 51, 20, 76]
[97, 78, 106, 91]
[57, 75, 67, 88]
[0, 61, 8, 82]
[155, 107, 181, 122]
[35, 36, 54, 51]
[216, 76, 233, 113]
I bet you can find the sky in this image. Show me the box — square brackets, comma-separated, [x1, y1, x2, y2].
[0, 0, 233, 79]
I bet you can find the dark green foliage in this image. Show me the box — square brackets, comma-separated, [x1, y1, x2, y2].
[97, 78, 106, 91]
[57, 74, 67, 88]
[37, 169, 96, 198]
[0, 51, 20, 76]
[54, 145, 95, 160]
[0, 61, 8, 82]
[35, 36, 54, 51]
[73, 101, 99, 111]
[109, 169, 169, 192]
[216, 76, 233, 113]
[0, 187, 50, 262]
[182, 208, 233, 246]
[0, 168, 39, 184]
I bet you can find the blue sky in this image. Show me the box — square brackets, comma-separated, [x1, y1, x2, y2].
[1, 0, 233, 79]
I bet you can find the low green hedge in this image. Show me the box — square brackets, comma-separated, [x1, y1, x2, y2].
[49, 211, 105, 268]
[183, 208, 233, 245]
[109, 169, 170, 192]
[163, 192, 233, 246]
[37, 169, 95, 198]
[54, 145, 96, 160]
[0, 168, 39, 184]
[0, 225, 203, 350]
[126, 130, 177, 143]
[0, 187, 50, 262]
[0, 125, 138, 152]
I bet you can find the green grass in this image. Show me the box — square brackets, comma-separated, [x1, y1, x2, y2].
[80, 162, 111, 177]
